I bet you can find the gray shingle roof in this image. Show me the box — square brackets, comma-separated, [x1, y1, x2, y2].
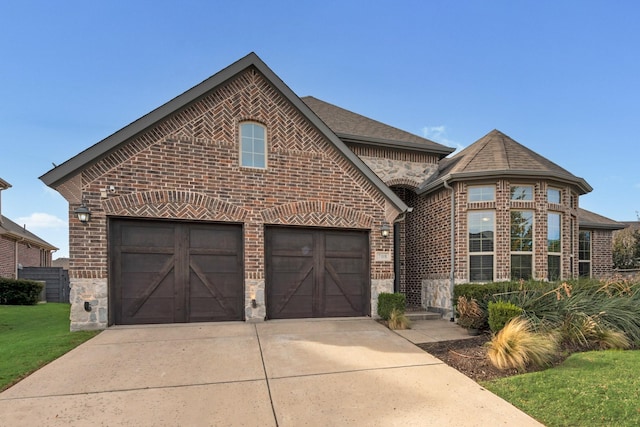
[302, 96, 455, 157]
[0, 215, 58, 250]
[578, 208, 625, 230]
[420, 129, 592, 194]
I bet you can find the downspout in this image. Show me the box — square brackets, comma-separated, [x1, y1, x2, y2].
[443, 179, 455, 322]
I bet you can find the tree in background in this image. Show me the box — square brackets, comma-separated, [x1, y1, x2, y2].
[613, 226, 640, 269]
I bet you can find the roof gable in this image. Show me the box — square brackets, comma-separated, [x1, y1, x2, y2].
[421, 129, 592, 194]
[0, 178, 10, 190]
[40, 53, 407, 213]
[302, 96, 454, 157]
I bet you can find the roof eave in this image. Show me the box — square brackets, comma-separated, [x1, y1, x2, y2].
[418, 170, 593, 195]
[579, 222, 626, 230]
[338, 133, 455, 157]
[0, 228, 58, 251]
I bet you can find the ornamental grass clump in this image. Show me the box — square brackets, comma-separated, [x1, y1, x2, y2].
[456, 296, 486, 330]
[486, 317, 558, 371]
[387, 308, 411, 330]
[561, 312, 631, 350]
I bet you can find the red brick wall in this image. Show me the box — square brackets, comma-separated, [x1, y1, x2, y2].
[60, 66, 396, 288]
[0, 235, 15, 278]
[17, 243, 46, 268]
[422, 179, 581, 284]
[591, 229, 615, 277]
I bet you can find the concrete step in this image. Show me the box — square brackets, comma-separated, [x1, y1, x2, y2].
[404, 311, 442, 321]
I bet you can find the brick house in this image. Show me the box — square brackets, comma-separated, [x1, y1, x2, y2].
[0, 178, 57, 278]
[40, 53, 622, 330]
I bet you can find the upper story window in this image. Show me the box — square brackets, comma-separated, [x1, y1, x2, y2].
[468, 186, 495, 202]
[240, 122, 266, 169]
[548, 188, 561, 204]
[510, 185, 533, 201]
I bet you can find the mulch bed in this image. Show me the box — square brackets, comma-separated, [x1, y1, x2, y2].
[416, 333, 571, 382]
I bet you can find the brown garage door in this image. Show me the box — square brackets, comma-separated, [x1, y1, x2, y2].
[110, 219, 243, 325]
[266, 227, 369, 319]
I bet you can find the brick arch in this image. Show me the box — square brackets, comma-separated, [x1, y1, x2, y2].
[261, 201, 374, 228]
[102, 190, 249, 222]
[386, 178, 420, 190]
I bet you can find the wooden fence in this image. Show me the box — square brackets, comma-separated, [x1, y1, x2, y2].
[18, 267, 70, 303]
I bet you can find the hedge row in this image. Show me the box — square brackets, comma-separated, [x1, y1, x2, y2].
[377, 292, 406, 320]
[0, 278, 44, 305]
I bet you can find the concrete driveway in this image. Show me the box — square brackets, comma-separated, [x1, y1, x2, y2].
[0, 318, 541, 426]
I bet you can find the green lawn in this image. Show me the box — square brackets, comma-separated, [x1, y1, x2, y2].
[483, 350, 640, 426]
[0, 303, 100, 391]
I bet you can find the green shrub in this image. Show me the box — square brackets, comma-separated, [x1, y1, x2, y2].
[488, 300, 524, 333]
[377, 293, 405, 320]
[0, 278, 44, 305]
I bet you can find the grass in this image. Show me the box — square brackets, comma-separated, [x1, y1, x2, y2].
[483, 350, 640, 426]
[0, 303, 100, 391]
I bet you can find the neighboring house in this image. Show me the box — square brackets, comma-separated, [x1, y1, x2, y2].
[40, 53, 623, 330]
[0, 178, 58, 278]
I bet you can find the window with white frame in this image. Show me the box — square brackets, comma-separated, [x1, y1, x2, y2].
[240, 122, 266, 168]
[548, 188, 561, 204]
[510, 185, 533, 201]
[548, 212, 561, 281]
[579, 230, 591, 278]
[468, 211, 494, 281]
[468, 186, 495, 202]
[511, 210, 533, 280]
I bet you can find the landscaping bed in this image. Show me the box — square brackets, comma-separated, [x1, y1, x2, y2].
[417, 333, 572, 382]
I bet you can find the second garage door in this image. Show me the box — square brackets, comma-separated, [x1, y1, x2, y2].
[110, 219, 243, 325]
[266, 227, 369, 319]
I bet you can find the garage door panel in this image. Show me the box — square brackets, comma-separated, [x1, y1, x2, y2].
[120, 273, 176, 299]
[266, 227, 369, 319]
[122, 297, 175, 324]
[190, 226, 240, 250]
[326, 257, 365, 274]
[111, 219, 243, 325]
[190, 254, 240, 273]
[121, 225, 175, 247]
[121, 253, 174, 273]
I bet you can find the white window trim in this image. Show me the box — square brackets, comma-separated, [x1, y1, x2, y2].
[547, 187, 562, 205]
[239, 122, 267, 169]
[468, 210, 496, 282]
[510, 184, 534, 201]
[468, 185, 495, 203]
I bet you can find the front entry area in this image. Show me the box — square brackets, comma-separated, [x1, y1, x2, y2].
[265, 226, 369, 319]
[109, 219, 244, 325]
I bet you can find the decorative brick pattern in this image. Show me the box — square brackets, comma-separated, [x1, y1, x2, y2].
[103, 190, 249, 222]
[57, 67, 400, 329]
[261, 201, 373, 228]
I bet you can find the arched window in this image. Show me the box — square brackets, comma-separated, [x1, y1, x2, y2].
[239, 122, 266, 169]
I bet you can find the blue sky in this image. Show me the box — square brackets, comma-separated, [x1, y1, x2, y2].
[1, 1, 639, 258]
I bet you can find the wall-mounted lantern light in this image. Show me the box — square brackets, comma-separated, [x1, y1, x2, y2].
[380, 222, 391, 238]
[74, 202, 91, 223]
